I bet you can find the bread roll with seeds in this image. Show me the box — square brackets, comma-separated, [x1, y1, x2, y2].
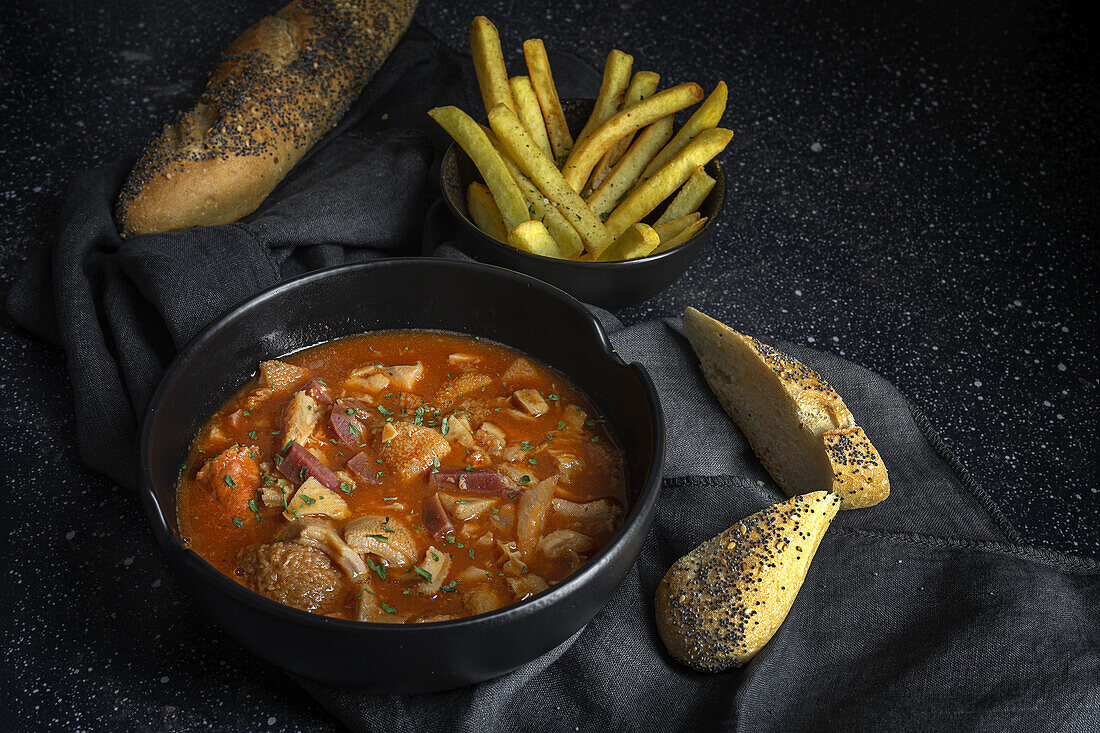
[116, 0, 418, 236]
[682, 307, 889, 509]
[656, 491, 840, 671]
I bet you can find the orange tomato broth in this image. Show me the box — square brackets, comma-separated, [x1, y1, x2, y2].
[177, 330, 627, 621]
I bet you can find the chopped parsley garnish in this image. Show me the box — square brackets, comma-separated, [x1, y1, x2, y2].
[519, 475, 531, 484]
[364, 534, 389, 542]
[547, 394, 560, 401]
[441, 416, 450, 435]
[248, 431, 257, 440]
[299, 493, 316, 506]
[223, 475, 236, 488]
[377, 405, 394, 417]
[383, 496, 397, 501]
[282, 440, 293, 454]
[380, 602, 398, 614]
[339, 482, 353, 495]
[528, 458, 538, 465]
[366, 557, 386, 580]
[455, 499, 475, 505]
[231, 517, 244, 528]
[440, 580, 460, 593]
[413, 566, 433, 582]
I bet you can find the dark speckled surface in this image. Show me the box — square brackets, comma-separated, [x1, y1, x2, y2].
[1, 0, 1096, 729]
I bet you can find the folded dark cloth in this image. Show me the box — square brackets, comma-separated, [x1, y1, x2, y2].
[8, 20, 1097, 733]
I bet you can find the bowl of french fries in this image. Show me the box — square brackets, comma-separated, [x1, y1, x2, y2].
[430, 16, 732, 309]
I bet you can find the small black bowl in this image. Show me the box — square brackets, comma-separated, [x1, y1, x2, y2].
[441, 98, 725, 310]
[138, 258, 665, 693]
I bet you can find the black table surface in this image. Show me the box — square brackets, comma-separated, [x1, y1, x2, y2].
[2, 0, 1096, 729]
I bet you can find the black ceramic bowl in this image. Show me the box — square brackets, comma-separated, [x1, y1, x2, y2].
[139, 258, 664, 693]
[441, 99, 726, 310]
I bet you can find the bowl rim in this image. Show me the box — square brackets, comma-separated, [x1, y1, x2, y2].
[440, 96, 725, 269]
[138, 257, 666, 635]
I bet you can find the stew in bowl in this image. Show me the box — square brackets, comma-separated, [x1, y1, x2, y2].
[141, 257, 663, 691]
[178, 330, 627, 623]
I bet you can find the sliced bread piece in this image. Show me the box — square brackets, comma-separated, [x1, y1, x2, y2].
[682, 307, 889, 509]
[655, 491, 840, 671]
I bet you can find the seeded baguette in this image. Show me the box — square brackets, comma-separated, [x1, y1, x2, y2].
[656, 491, 841, 671]
[683, 307, 889, 509]
[116, 0, 418, 237]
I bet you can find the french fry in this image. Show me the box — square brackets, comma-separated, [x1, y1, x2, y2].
[573, 50, 634, 153]
[640, 81, 727, 182]
[508, 220, 564, 258]
[488, 104, 613, 255]
[653, 216, 707, 254]
[656, 166, 716, 225]
[480, 123, 584, 256]
[604, 127, 733, 238]
[523, 39, 573, 163]
[586, 116, 675, 216]
[470, 17, 516, 117]
[428, 106, 529, 231]
[594, 223, 660, 262]
[509, 76, 554, 160]
[496, 153, 584, 258]
[562, 82, 704, 192]
[652, 212, 700, 243]
[466, 182, 507, 242]
[586, 70, 661, 192]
